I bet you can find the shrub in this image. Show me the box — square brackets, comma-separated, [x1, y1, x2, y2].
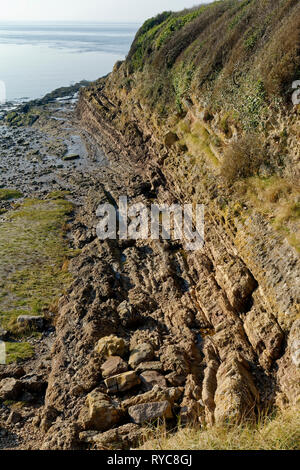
[221, 134, 266, 182]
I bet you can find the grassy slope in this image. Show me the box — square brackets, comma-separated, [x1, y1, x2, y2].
[127, 0, 300, 119]
[99, 0, 299, 252]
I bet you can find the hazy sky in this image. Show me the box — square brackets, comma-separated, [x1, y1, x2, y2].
[1, 1, 213, 23]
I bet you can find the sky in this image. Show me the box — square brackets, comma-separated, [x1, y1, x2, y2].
[0, 0, 214, 23]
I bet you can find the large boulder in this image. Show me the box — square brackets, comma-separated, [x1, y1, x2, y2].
[79, 389, 122, 431]
[94, 335, 126, 358]
[0, 378, 22, 401]
[105, 371, 140, 394]
[128, 401, 173, 424]
[129, 343, 154, 369]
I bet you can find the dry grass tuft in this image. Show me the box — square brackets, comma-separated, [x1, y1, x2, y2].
[220, 134, 266, 182]
[140, 406, 300, 450]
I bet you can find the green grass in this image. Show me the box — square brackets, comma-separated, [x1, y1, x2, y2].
[0, 195, 75, 361]
[0, 189, 23, 201]
[156, 7, 207, 49]
[124, 0, 299, 126]
[128, 4, 214, 71]
[5, 342, 34, 364]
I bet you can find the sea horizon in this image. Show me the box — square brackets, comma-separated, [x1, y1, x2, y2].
[0, 21, 139, 102]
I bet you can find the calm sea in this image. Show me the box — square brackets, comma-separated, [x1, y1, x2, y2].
[0, 22, 139, 102]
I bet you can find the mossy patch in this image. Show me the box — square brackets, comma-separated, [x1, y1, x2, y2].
[6, 111, 39, 127]
[0, 189, 23, 201]
[177, 120, 221, 168]
[0, 195, 75, 360]
[5, 342, 34, 364]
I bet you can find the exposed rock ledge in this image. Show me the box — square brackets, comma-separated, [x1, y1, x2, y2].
[23, 72, 298, 449]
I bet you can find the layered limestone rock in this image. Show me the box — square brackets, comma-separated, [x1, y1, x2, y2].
[20, 4, 298, 449]
[67, 57, 299, 447]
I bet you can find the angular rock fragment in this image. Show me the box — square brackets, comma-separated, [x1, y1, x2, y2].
[160, 345, 190, 377]
[165, 372, 186, 386]
[7, 410, 22, 425]
[122, 385, 183, 409]
[129, 343, 154, 369]
[0, 378, 22, 401]
[135, 361, 164, 373]
[0, 365, 25, 380]
[117, 301, 141, 328]
[101, 356, 128, 379]
[140, 370, 167, 391]
[80, 423, 140, 450]
[128, 401, 172, 424]
[21, 374, 47, 394]
[105, 371, 140, 393]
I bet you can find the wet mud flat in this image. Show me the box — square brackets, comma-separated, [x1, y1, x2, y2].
[0, 93, 108, 209]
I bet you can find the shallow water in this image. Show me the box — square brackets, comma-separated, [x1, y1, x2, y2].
[0, 22, 139, 101]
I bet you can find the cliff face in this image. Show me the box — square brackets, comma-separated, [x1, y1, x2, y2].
[37, 0, 299, 449]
